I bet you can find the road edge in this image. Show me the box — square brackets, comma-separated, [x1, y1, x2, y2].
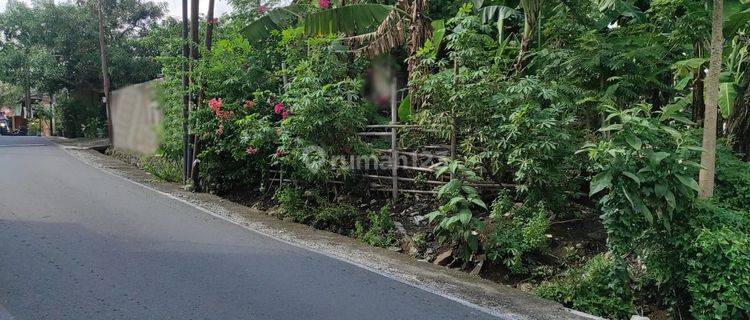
[55, 142, 603, 320]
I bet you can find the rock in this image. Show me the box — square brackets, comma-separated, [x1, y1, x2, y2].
[469, 254, 485, 276]
[517, 283, 534, 292]
[433, 249, 453, 266]
[393, 222, 408, 234]
[630, 316, 649, 320]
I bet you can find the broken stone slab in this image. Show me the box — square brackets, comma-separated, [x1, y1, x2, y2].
[433, 249, 453, 266]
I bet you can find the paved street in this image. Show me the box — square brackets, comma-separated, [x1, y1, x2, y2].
[0, 136, 500, 320]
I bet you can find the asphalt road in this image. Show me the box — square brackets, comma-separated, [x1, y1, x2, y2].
[0, 136, 500, 320]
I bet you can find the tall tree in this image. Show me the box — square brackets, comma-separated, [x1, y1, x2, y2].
[95, 0, 113, 142]
[514, 0, 540, 76]
[698, 0, 724, 198]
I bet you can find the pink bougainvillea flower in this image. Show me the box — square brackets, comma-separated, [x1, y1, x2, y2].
[209, 98, 222, 113]
[317, 0, 330, 9]
[257, 5, 267, 13]
[244, 100, 254, 109]
[281, 110, 289, 119]
[246, 146, 258, 155]
[273, 102, 285, 114]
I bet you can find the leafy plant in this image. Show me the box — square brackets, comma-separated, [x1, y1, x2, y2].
[580, 103, 702, 313]
[425, 160, 487, 261]
[537, 254, 635, 319]
[484, 190, 549, 273]
[685, 226, 750, 319]
[274, 185, 313, 223]
[354, 205, 397, 248]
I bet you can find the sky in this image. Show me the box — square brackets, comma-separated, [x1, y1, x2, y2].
[0, 0, 233, 17]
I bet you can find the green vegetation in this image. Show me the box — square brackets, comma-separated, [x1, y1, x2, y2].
[3, 0, 750, 318]
[354, 205, 397, 248]
[537, 254, 634, 319]
[0, 0, 172, 137]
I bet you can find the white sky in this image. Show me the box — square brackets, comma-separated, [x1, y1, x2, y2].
[0, 0, 233, 17]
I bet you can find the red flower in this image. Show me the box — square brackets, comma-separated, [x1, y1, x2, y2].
[317, 0, 330, 9]
[257, 5, 267, 13]
[209, 98, 222, 113]
[281, 110, 289, 119]
[207, 18, 219, 24]
[245, 100, 254, 109]
[246, 146, 258, 155]
[273, 102, 285, 114]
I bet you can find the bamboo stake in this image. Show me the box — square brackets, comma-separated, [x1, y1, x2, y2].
[390, 79, 398, 201]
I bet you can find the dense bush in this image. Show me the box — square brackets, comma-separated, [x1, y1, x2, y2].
[354, 205, 397, 248]
[580, 104, 701, 299]
[715, 144, 750, 211]
[537, 254, 635, 319]
[484, 191, 549, 273]
[686, 225, 750, 319]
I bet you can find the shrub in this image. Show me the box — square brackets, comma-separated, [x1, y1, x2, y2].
[311, 201, 358, 234]
[354, 205, 397, 248]
[274, 185, 312, 223]
[425, 160, 487, 261]
[484, 191, 549, 273]
[686, 226, 750, 319]
[715, 144, 750, 211]
[139, 155, 182, 182]
[580, 103, 702, 310]
[537, 254, 634, 319]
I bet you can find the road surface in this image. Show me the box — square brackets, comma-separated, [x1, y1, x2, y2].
[0, 136, 500, 320]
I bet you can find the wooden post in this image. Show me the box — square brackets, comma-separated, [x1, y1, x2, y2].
[181, 0, 190, 182]
[95, 0, 113, 145]
[390, 79, 398, 201]
[450, 60, 458, 159]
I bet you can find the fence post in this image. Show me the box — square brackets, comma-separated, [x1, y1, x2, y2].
[390, 79, 399, 201]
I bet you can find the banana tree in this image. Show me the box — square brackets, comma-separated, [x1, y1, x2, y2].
[241, 3, 401, 48]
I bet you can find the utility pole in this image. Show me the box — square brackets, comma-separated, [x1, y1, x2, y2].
[95, 0, 113, 145]
[191, 0, 216, 190]
[181, 0, 191, 182]
[188, 0, 200, 187]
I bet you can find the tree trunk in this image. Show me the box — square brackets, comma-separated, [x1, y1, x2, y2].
[407, 0, 426, 112]
[692, 41, 705, 123]
[698, 0, 724, 199]
[514, 0, 540, 76]
[95, 0, 113, 144]
[181, 0, 191, 182]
